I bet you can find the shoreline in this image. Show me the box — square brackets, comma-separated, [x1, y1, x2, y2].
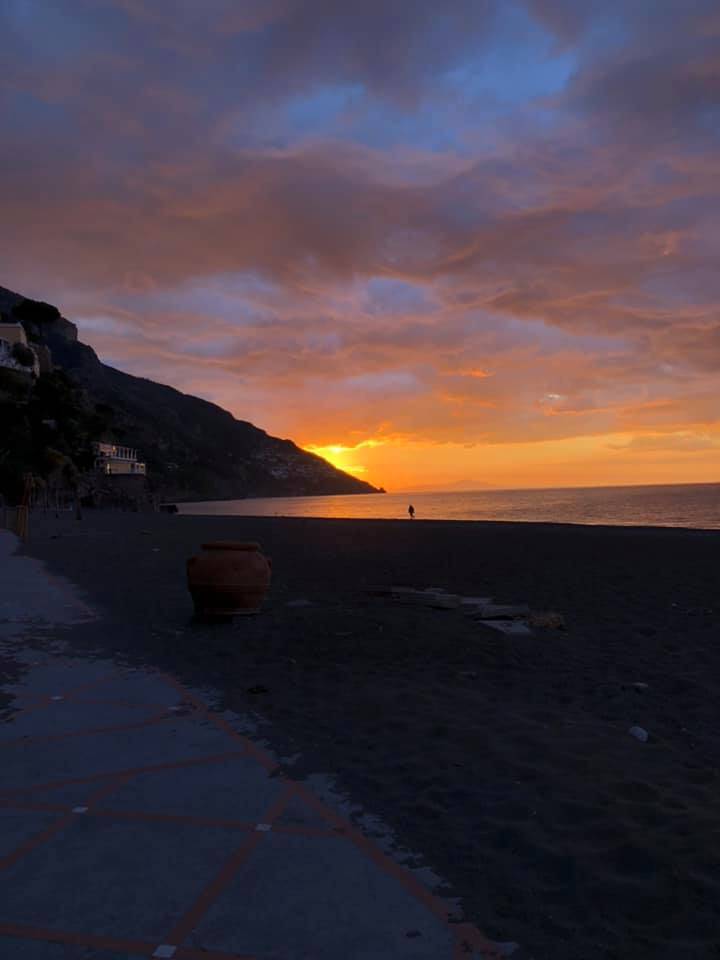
[171, 481, 720, 530]
[175, 511, 720, 534]
[12, 510, 720, 960]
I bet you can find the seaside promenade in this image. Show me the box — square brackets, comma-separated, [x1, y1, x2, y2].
[0, 529, 518, 960]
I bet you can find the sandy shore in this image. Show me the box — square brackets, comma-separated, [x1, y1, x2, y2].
[13, 510, 720, 960]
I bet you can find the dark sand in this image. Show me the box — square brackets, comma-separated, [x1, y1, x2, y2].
[13, 511, 720, 960]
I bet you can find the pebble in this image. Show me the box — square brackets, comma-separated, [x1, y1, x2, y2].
[629, 725, 649, 743]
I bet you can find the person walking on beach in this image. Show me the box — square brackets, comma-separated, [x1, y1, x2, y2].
[408, 504, 415, 519]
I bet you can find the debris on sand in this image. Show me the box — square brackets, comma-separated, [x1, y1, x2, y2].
[528, 611, 566, 629]
[366, 586, 461, 609]
[473, 602, 530, 620]
[482, 620, 533, 636]
[366, 585, 567, 640]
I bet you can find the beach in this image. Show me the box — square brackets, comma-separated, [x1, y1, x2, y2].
[13, 510, 720, 960]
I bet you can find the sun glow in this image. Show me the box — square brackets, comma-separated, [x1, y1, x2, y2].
[305, 438, 390, 478]
[304, 429, 720, 492]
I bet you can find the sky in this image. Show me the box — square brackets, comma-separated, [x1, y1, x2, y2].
[1, 0, 719, 491]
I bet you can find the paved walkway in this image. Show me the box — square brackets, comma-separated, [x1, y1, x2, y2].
[0, 530, 518, 959]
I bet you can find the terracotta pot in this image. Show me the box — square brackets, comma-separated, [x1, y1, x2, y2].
[187, 541, 271, 617]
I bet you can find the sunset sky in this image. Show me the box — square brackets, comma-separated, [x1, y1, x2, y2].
[2, 1, 719, 491]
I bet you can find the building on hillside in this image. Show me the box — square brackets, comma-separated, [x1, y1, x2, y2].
[93, 441, 147, 476]
[0, 320, 27, 346]
[0, 320, 40, 377]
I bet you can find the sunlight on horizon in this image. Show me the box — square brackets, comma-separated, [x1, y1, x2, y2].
[304, 430, 720, 492]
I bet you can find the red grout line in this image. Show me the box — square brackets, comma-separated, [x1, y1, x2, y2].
[0, 709, 176, 748]
[0, 795, 348, 837]
[85, 774, 137, 807]
[0, 799, 69, 814]
[453, 923, 515, 960]
[0, 922, 155, 956]
[0, 812, 75, 872]
[38, 566, 100, 626]
[0, 776, 133, 873]
[0, 922, 255, 959]
[163, 784, 298, 948]
[296, 783, 510, 957]
[160, 672, 514, 958]
[161, 677, 210, 714]
[47, 671, 120, 695]
[16, 672, 122, 713]
[160, 674, 277, 772]
[294, 784, 449, 919]
[77, 807, 340, 839]
[0, 751, 245, 798]
[3, 661, 511, 956]
[167, 834, 265, 944]
[215, 715, 276, 770]
[58, 695, 195, 710]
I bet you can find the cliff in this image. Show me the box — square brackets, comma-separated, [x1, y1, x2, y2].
[0, 286, 381, 502]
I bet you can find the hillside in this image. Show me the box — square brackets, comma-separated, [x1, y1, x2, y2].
[0, 286, 381, 502]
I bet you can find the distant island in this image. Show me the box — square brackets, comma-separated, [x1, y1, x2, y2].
[0, 285, 383, 505]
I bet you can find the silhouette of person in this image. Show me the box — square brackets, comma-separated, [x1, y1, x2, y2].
[408, 504, 415, 519]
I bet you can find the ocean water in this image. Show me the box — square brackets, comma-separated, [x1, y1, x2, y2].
[179, 482, 720, 530]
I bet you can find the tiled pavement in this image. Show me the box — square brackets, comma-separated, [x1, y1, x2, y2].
[0, 531, 519, 959]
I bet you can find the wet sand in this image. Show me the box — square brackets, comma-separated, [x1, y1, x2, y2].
[15, 510, 720, 960]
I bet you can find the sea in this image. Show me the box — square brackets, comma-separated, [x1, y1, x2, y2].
[178, 482, 720, 530]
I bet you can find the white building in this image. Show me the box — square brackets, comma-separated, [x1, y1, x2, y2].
[0, 322, 40, 377]
[93, 441, 147, 476]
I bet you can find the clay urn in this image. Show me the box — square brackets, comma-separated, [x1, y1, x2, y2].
[187, 541, 271, 618]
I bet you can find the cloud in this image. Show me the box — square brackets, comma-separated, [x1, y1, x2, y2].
[1, 0, 719, 482]
[608, 432, 720, 453]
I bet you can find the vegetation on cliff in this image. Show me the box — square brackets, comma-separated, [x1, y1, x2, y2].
[0, 366, 113, 502]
